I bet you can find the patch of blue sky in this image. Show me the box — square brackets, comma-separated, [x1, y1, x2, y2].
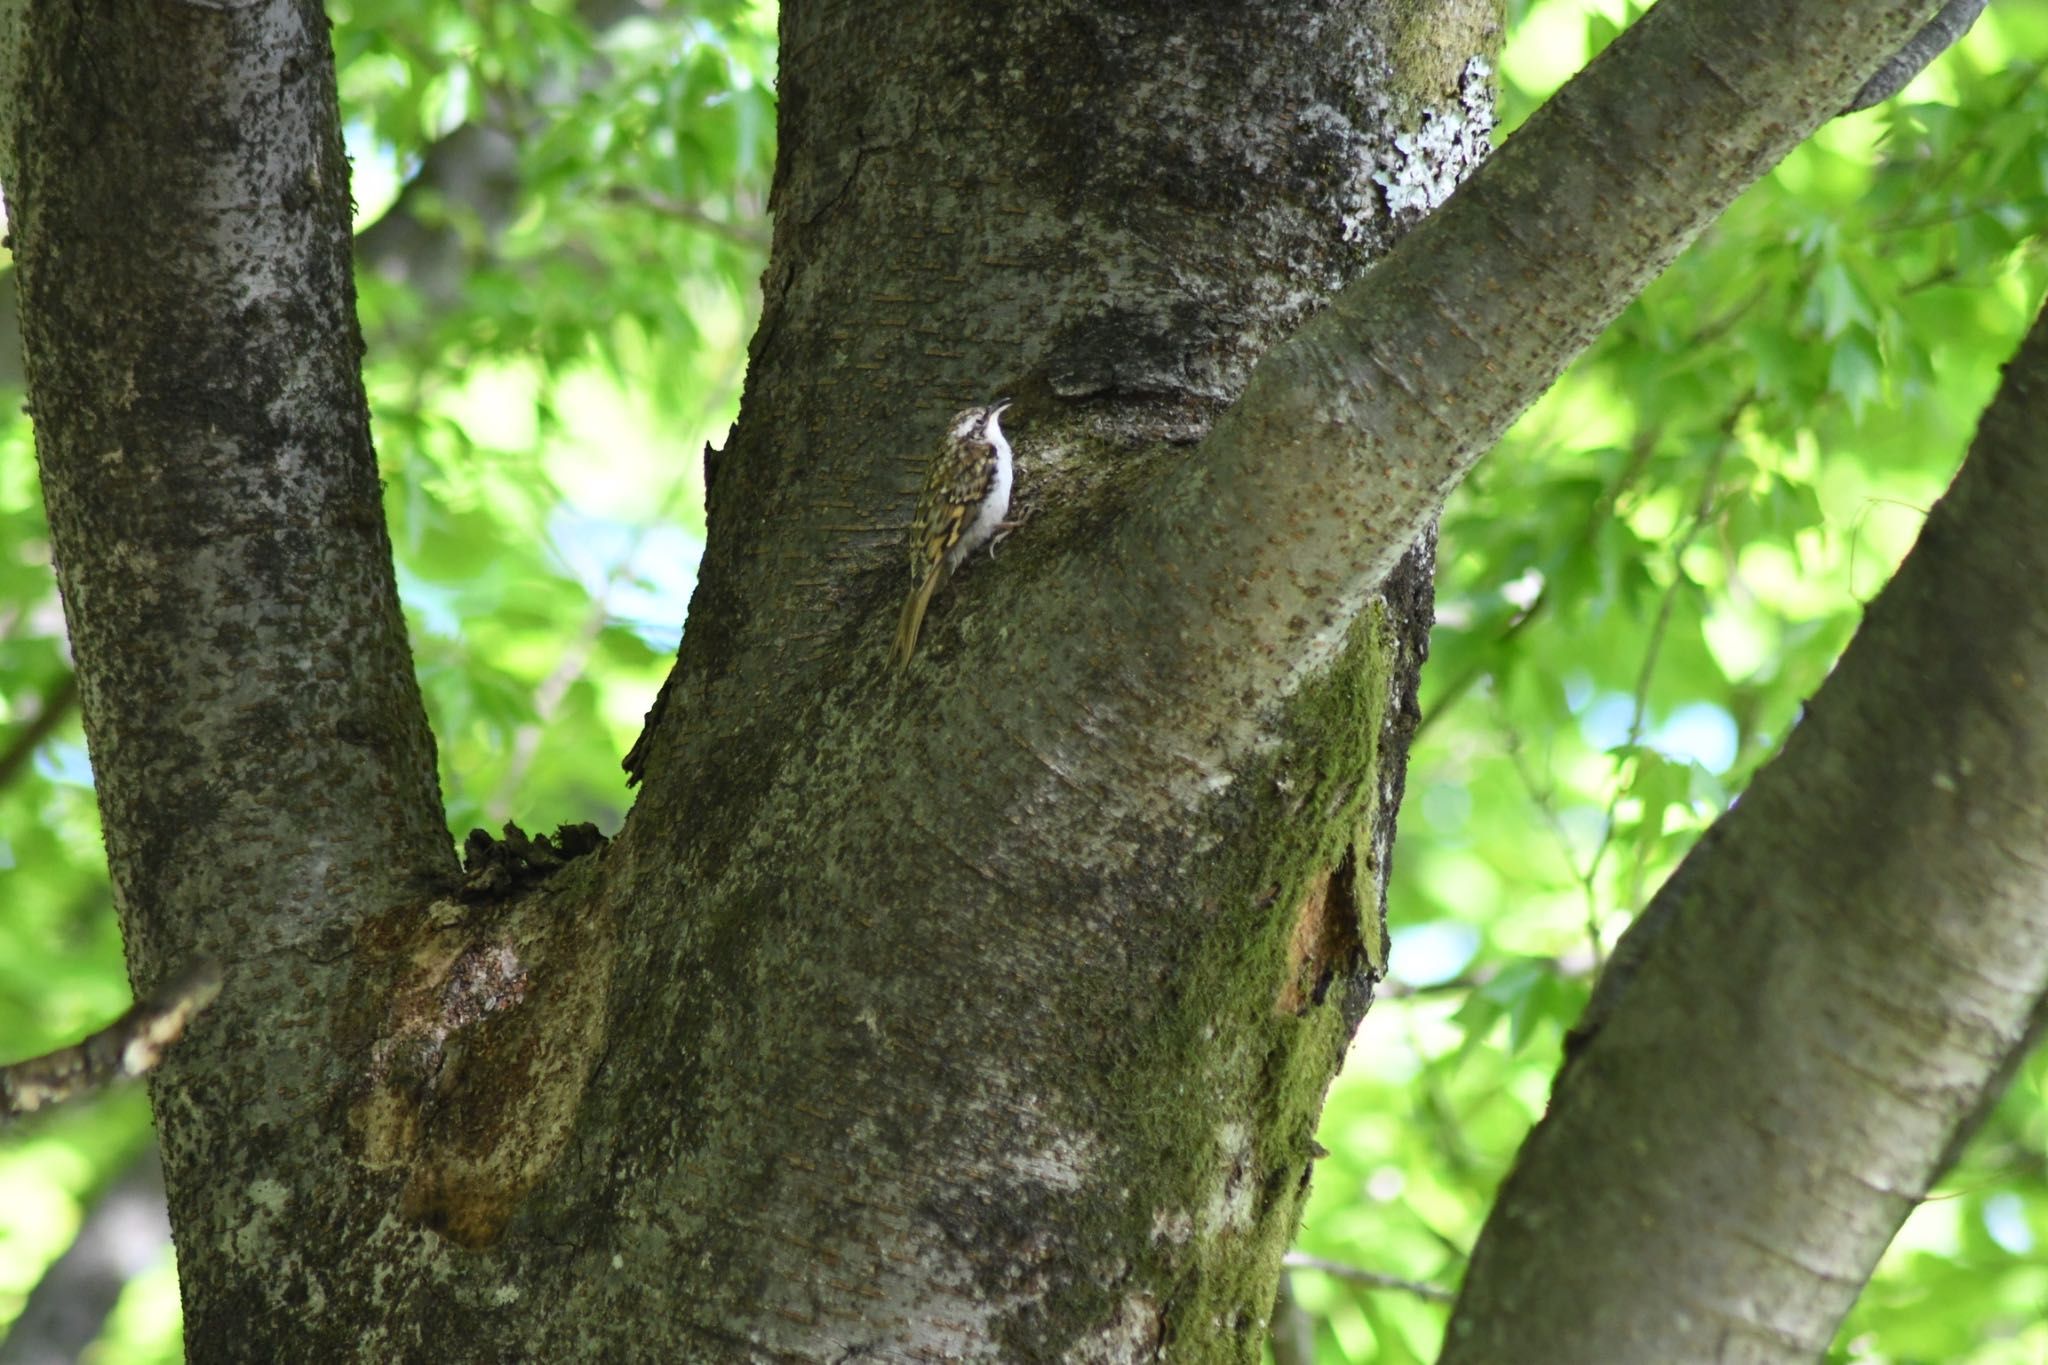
[1389, 920, 1480, 988]
[546, 506, 701, 649]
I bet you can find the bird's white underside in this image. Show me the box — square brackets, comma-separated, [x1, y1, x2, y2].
[945, 406, 1012, 573]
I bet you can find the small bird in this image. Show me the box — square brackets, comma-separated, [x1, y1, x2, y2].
[891, 399, 1015, 667]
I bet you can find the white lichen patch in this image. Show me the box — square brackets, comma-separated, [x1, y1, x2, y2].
[1151, 1206, 1194, 1246]
[1199, 1119, 1257, 1237]
[247, 1177, 288, 1213]
[1372, 56, 1496, 224]
[1003, 1130, 1097, 1193]
[232, 1178, 330, 1317]
[1063, 1293, 1162, 1363]
[233, 1178, 286, 1264]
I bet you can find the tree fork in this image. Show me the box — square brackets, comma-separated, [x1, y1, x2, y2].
[0, 0, 1985, 1359]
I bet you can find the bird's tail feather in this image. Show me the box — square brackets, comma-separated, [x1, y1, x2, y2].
[891, 566, 945, 668]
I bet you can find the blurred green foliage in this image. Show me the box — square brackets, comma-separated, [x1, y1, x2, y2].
[0, 0, 2042, 1359]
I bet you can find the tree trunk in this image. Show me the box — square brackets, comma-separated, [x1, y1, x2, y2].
[8, 0, 2020, 1360]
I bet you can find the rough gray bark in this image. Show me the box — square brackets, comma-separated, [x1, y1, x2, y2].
[2, 0, 2006, 1361]
[1441, 296, 2048, 1363]
[582, 3, 1478, 1355]
[6, 0, 459, 1352]
[6, 0, 1461, 1356]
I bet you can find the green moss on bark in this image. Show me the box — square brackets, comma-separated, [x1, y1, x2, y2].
[1014, 606, 1397, 1362]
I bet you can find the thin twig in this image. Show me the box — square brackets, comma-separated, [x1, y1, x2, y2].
[1499, 719, 1598, 957]
[1378, 947, 1598, 999]
[1582, 412, 1739, 956]
[1282, 1253, 1457, 1303]
[605, 186, 770, 249]
[1, 958, 223, 1125]
[1416, 431, 1658, 743]
[483, 380, 731, 820]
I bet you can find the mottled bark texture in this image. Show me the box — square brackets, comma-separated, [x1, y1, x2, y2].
[1, 0, 1995, 1360]
[591, 3, 1480, 1357]
[6, 0, 459, 1355]
[1846, 0, 1988, 111]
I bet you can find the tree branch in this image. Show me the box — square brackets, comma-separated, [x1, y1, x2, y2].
[1281, 1252, 1456, 1303]
[1041, 0, 1941, 773]
[0, 1143, 170, 1365]
[604, 186, 770, 249]
[0, 958, 222, 1124]
[0, 671, 75, 794]
[1442, 296, 2048, 1360]
[1844, 0, 1988, 112]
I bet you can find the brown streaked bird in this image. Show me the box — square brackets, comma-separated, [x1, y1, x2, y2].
[890, 399, 1015, 667]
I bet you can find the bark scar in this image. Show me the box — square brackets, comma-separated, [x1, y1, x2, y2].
[342, 848, 615, 1249]
[1275, 850, 1366, 1016]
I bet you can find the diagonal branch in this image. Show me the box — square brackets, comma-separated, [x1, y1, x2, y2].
[1281, 1252, 1456, 1303]
[1037, 0, 1941, 768]
[0, 1142, 170, 1363]
[0, 670, 75, 794]
[1444, 294, 2048, 1360]
[1845, 0, 1989, 112]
